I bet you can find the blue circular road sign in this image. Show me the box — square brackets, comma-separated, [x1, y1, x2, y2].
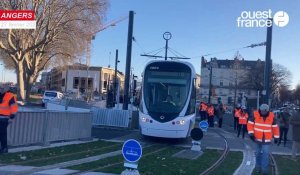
[199, 121, 208, 131]
[122, 139, 142, 163]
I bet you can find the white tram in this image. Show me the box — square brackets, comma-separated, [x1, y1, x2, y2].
[139, 60, 196, 138]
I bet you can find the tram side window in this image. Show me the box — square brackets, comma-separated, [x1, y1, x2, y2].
[186, 81, 196, 115]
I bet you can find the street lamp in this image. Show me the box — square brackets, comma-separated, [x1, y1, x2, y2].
[84, 16, 129, 102]
[233, 71, 238, 107]
[114, 49, 120, 104]
[208, 58, 213, 104]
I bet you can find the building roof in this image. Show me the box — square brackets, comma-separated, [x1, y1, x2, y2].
[201, 56, 264, 70]
[48, 63, 125, 77]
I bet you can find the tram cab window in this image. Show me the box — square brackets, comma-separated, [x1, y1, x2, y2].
[144, 71, 190, 114]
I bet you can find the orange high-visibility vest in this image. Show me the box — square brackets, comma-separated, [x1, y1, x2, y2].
[238, 112, 248, 125]
[247, 110, 280, 143]
[234, 108, 241, 118]
[199, 103, 207, 111]
[207, 106, 214, 117]
[0, 92, 18, 117]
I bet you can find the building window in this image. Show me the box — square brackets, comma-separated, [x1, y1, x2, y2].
[220, 81, 223, 87]
[104, 73, 108, 80]
[80, 78, 86, 89]
[62, 78, 65, 86]
[103, 81, 107, 90]
[88, 78, 93, 89]
[103, 73, 108, 90]
[73, 77, 79, 88]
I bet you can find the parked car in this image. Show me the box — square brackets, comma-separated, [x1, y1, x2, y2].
[42, 90, 64, 105]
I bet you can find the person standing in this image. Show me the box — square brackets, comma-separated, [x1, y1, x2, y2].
[207, 104, 215, 127]
[233, 104, 241, 131]
[216, 101, 225, 128]
[199, 102, 208, 121]
[0, 85, 18, 153]
[290, 110, 300, 159]
[237, 106, 248, 138]
[247, 104, 279, 175]
[277, 108, 291, 146]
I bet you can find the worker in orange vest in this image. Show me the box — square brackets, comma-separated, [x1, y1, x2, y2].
[0, 85, 18, 153]
[207, 104, 215, 127]
[233, 104, 241, 131]
[247, 104, 279, 175]
[199, 101, 208, 121]
[237, 106, 248, 138]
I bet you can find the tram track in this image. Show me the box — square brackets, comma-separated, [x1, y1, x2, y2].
[1, 143, 121, 166]
[199, 129, 229, 175]
[71, 144, 169, 175]
[9, 143, 159, 175]
[270, 153, 278, 175]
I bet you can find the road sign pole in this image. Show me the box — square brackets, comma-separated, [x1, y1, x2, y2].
[191, 140, 202, 152]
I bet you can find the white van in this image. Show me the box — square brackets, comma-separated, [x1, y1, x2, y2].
[42, 90, 64, 104]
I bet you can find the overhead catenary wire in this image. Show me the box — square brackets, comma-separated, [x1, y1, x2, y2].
[145, 47, 166, 55]
[190, 41, 266, 59]
[133, 36, 165, 59]
[132, 36, 146, 54]
[168, 47, 188, 58]
[132, 36, 165, 55]
[167, 49, 190, 60]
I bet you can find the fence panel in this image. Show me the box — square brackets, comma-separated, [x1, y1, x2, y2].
[7, 111, 92, 147]
[8, 112, 45, 146]
[92, 108, 131, 128]
[46, 112, 92, 142]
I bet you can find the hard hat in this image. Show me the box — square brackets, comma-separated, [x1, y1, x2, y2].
[259, 104, 269, 112]
[237, 104, 241, 108]
[241, 106, 247, 110]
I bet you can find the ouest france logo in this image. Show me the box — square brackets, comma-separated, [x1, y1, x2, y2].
[237, 10, 289, 28]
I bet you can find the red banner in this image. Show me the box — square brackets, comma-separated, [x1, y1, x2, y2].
[0, 10, 35, 21]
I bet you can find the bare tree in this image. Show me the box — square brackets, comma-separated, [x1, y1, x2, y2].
[294, 84, 300, 108]
[0, 0, 108, 102]
[278, 85, 292, 104]
[271, 63, 292, 94]
[240, 60, 264, 91]
[241, 61, 292, 98]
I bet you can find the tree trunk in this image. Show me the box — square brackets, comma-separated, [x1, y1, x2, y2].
[16, 62, 26, 102]
[25, 78, 32, 102]
[25, 75, 37, 102]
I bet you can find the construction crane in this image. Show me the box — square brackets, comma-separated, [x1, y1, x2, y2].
[86, 16, 129, 67]
[85, 16, 128, 101]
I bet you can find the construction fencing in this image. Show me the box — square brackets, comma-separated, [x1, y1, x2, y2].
[7, 111, 92, 147]
[91, 108, 132, 128]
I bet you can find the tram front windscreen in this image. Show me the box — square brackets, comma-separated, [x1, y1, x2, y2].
[143, 63, 191, 121]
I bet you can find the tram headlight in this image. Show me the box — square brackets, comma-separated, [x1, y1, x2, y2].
[177, 120, 185, 125]
[141, 117, 147, 122]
